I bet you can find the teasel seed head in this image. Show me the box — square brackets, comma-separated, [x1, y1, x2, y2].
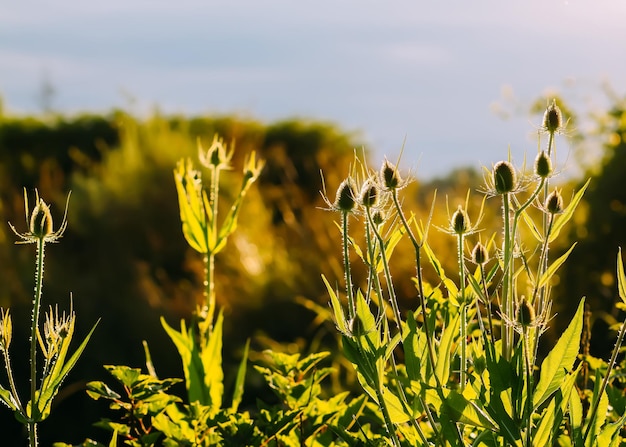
[543, 100, 563, 135]
[471, 242, 489, 265]
[493, 161, 517, 194]
[545, 189, 564, 214]
[534, 150, 553, 178]
[380, 158, 401, 190]
[517, 299, 536, 328]
[451, 206, 470, 235]
[359, 179, 379, 208]
[334, 178, 357, 212]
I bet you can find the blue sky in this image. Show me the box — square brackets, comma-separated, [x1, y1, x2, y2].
[2, 1, 626, 178]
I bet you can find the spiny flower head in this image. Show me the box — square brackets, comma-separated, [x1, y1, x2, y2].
[380, 158, 402, 190]
[517, 299, 536, 328]
[492, 161, 517, 194]
[9, 189, 69, 244]
[545, 189, 564, 214]
[359, 179, 380, 208]
[333, 178, 357, 212]
[534, 150, 553, 178]
[543, 100, 563, 135]
[451, 206, 470, 235]
[471, 242, 489, 265]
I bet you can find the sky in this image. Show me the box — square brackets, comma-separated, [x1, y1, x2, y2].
[2, 1, 626, 179]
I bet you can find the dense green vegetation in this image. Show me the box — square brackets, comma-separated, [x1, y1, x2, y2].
[1, 93, 626, 445]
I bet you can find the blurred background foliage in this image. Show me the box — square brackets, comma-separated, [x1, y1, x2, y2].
[1, 92, 625, 444]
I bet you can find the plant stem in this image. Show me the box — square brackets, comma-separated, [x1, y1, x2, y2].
[501, 193, 513, 360]
[366, 207, 402, 337]
[457, 232, 467, 391]
[390, 191, 440, 386]
[29, 238, 46, 447]
[205, 167, 220, 330]
[522, 328, 533, 447]
[342, 210, 355, 320]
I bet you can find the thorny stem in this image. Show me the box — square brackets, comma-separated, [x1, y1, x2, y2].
[204, 167, 221, 332]
[366, 207, 403, 337]
[538, 131, 555, 317]
[457, 232, 468, 391]
[479, 263, 496, 346]
[501, 193, 514, 360]
[522, 327, 533, 447]
[342, 211, 355, 320]
[29, 237, 46, 447]
[390, 191, 440, 387]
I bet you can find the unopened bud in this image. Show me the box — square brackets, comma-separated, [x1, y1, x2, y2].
[359, 180, 379, 208]
[534, 151, 553, 178]
[30, 200, 54, 239]
[380, 159, 401, 190]
[545, 189, 564, 214]
[543, 100, 563, 134]
[451, 206, 470, 235]
[493, 161, 517, 194]
[334, 178, 357, 212]
[471, 242, 488, 265]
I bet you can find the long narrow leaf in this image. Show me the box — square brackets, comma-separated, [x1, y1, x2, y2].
[230, 338, 249, 412]
[617, 247, 626, 304]
[533, 298, 585, 409]
[538, 242, 577, 289]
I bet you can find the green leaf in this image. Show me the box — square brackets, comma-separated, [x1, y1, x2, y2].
[549, 179, 590, 243]
[230, 338, 249, 412]
[161, 317, 209, 405]
[0, 385, 18, 411]
[201, 310, 224, 412]
[36, 319, 99, 421]
[323, 274, 347, 334]
[538, 242, 577, 289]
[617, 247, 626, 304]
[86, 381, 122, 401]
[174, 160, 208, 253]
[436, 313, 460, 386]
[533, 298, 585, 409]
[442, 390, 499, 431]
[585, 369, 609, 447]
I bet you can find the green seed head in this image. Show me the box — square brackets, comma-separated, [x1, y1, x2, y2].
[451, 206, 470, 235]
[534, 151, 553, 178]
[359, 179, 379, 208]
[543, 100, 563, 134]
[517, 299, 536, 328]
[334, 178, 357, 212]
[545, 189, 564, 214]
[493, 161, 517, 194]
[380, 159, 401, 190]
[372, 209, 386, 226]
[30, 200, 54, 240]
[471, 242, 488, 265]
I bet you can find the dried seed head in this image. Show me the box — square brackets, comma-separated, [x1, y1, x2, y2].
[199, 135, 233, 170]
[359, 179, 379, 208]
[334, 178, 357, 212]
[534, 151, 553, 178]
[493, 161, 517, 194]
[451, 206, 470, 235]
[543, 100, 563, 134]
[380, 159, 401, 190]
[545, 189, 564, 214]
[517, 299, 536, 328]
[471, 242, 489, 265]
[30, 200, 54, 240]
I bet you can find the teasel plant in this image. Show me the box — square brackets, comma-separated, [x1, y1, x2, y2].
[0, 190, 98, 447]
[162, 135, 263, 409]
